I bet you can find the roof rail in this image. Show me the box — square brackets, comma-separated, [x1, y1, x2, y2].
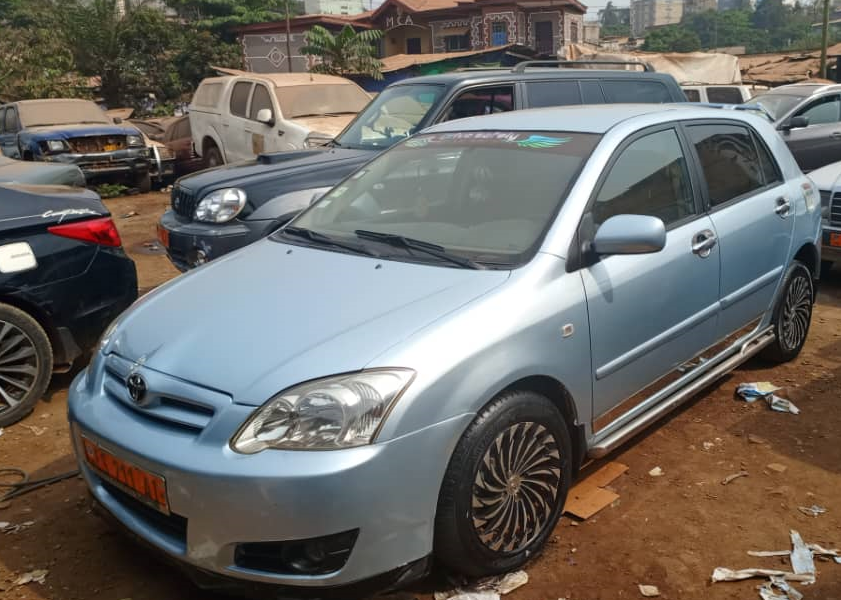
[453, 66, 512, 71]
[691, 101, 774, 122]
[511, 59, 654, 73]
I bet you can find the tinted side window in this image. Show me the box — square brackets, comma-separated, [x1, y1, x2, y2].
[796, 94, 841, 125]
[249, 84, 273, 120]
[754, 132, 783, 186]
[230, 82, 252, 117]
[526, 81, 582, 108]
[707, 87, 743, 104]
[683, 89, 701, 102]
[592, 128, 695, 227]
[442, 86, 514, 122]
[581, 81, 605, 104]
[601, 80, 672, 103]
[4, 108, 18, 133]
[0, 108, 5, 133]
[688, 124, 765, 207]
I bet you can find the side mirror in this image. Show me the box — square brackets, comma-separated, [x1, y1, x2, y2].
[591, 214, 666, 256]
[782, 115, 809, 131]
[256, 109, 274, 126]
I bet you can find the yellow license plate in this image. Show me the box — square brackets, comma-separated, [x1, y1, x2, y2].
[103, 143, 119, 152]
[81, 436, 169, 514]
[831, 233, 841, 248]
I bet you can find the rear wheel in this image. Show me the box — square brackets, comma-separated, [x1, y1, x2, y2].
[762, 260, 813, 363]
[434, 390, 572, 576]
[0, 304, 53, 427]
[204, 144, 223, 169]
[135, 171, 151, 194]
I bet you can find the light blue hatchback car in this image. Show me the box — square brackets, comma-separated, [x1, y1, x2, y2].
[68, 104, 821, 595]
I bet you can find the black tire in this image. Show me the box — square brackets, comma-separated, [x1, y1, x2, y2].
[0, 304, 53, 427]
[762, 260, 813, 364]
[434, 390, 572, 577]
[135, 172, 151, 194]
[204, 144, 223, 169]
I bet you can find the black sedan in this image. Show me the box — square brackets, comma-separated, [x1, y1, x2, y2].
[0, 184, 137, 426]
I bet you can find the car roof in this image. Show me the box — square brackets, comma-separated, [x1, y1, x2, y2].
[9, 98, 98, 106]
[390, 68, 676, 88]
[764, 83, 841, 96]
[424, 103, 757, 135]
[199, 73, 359, 88]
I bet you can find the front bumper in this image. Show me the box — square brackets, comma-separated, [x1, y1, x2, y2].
[821, 223, 841, 262]
[67, 361, 470, 589]
[158, 209, 269, 271]
[47, 148, 149, 180]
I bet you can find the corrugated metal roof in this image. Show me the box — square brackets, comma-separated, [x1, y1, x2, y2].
[380, 45, 516, 72]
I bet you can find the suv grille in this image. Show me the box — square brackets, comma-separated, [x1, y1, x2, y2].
[831, 192, 841, 226]
[171, 185, 198, 218]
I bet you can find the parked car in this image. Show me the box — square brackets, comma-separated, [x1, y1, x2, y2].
[159, 115, 204, 178]
[752, 83, 841, 172]
[160, 62, 688, 271]
[0, 184, 137, 426]
[799, 159, 841, 271]
[681, 83, 766, 104]
[0, 155, 85, 187]
[189, 72, 372, 166]
[70, 104, 819, 595]
[0, 99, 152, 191]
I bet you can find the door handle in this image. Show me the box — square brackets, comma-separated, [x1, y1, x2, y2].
[775, 197, 792, 217]
[692, 229, 717, 258]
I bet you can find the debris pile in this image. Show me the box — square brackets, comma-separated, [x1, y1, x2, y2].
[736, 383, 800, 414]
[434, 570, 529, 600]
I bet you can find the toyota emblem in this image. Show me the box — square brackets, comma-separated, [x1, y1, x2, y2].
[127, 373, 147, 404]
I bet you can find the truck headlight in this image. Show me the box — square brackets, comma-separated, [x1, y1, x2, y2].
[127, 134, 144, 147]
[194, 188, 247, 223]
[46, 140, 69, 153]
[231, 369, 415, 453]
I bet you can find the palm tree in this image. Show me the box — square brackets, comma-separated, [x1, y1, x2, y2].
[301, 25, 384, 80]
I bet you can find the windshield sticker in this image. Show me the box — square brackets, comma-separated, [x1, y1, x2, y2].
[402, 131, 579, 151]
[514, 135, 571, 149]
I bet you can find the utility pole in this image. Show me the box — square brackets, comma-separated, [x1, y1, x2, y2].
[821, 0, 830, 79]
[286, 0, 293, 72]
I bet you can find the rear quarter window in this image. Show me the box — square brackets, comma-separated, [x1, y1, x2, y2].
[707, 87, 744, 104]
[601, 80, 672, 103]
[683, 89, 701, 102]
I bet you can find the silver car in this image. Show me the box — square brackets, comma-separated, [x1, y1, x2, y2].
[68, 104, 820, 594]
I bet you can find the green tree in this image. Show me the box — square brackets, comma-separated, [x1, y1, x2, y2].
[599, 2, 631, 37]
[301, 25, 384, 79]
[642, 25, 702, 51]
[682, 9, 769, 52]
[164, 0, 303, 37]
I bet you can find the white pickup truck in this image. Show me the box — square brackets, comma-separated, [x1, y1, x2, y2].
[189, 71, 372, 166]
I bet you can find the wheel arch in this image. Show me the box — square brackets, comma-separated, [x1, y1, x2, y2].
[793, 242, 819, 279]
[201, 133, 224, 162]
[0, 294, 58, 358]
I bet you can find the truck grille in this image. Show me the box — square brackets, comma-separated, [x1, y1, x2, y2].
[68, 135, 127, 153]
[171, 184, 198, 218]
[830, 192, 841, 226]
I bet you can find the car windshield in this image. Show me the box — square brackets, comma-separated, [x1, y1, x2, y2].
[288, 130, 600, 267]
[751, 93, 802, 120]
[334, 84, 445, 150]
[275, 83, 372, 119]
[17, 100, 113, 127]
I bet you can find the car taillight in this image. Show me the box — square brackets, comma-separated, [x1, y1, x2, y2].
[48, 217, 122, 247]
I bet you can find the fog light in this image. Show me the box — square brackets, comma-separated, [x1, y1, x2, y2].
[188, 248, 208, 267]
[234, 529, 359, 575]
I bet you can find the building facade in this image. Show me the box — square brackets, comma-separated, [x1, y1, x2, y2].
[304, 0, 368, 16]
[630, 0, 683, 36]
[238, 0, 586, 73]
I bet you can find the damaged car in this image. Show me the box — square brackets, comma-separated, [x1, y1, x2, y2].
[0, 99, 152, 191]
[70, 105, 819, 595]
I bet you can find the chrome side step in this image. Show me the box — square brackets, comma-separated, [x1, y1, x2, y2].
[588, 328, 775, 459]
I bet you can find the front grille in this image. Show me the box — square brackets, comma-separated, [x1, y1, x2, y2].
[100, 480, 188, 545]
[830, 192, 841, 226]
[68, 135, 127, 153]
[171, 184, 198, 218]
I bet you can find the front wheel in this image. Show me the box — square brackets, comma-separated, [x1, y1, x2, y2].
[134, 171, 151, 194]
[434, 390, 572, 577]
[762, 260, 813, 363]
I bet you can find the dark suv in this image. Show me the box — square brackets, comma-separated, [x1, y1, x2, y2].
[159, 61, 687, 271]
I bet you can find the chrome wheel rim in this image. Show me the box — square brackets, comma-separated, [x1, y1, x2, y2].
[0, 320, 38, 413]
[780, 273, 812, 351]
[472, 422, 562, 554]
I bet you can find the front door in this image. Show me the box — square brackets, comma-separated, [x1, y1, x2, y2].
[534, 21, 554, 55]
[782, 93, 841, 171]
[581, 127, 720, 426]
[686, 122, 794, 337]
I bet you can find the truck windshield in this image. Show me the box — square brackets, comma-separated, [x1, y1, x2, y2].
[334, 84, 446, 150]
[18, 100, 112, 127]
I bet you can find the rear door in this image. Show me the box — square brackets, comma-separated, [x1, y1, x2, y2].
[246, 82, 279, 155]
[781, 93, 841, 171]
[581, 126, 720, 430]
[685, 121, 793, 338]
[224, 80, 254, 163]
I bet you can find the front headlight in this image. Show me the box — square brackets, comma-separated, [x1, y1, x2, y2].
[231, 369, 415, 453]
[194, 188, 247, 223]
[47, 139, 68, 153]
[127, 134, 144, 147]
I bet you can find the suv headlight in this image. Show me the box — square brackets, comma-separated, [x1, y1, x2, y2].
[231, 369, 415, 453]
[46, 139, 69, 153]
[194, 188, 247, 223]
[127, 134, 144, 147]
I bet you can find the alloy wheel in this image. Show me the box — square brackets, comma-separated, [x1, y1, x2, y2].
[0, 320, 39, 413]
[471, 422, 562, 554]
[780, 273, 812, 352]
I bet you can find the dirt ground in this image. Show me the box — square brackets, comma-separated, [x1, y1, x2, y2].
[1, 191, 841, 600]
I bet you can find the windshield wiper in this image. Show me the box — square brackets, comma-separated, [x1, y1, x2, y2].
[354, 229, 483, 269]
[282, 226, 380, 257]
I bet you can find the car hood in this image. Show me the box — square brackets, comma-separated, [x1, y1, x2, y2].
[176, 148, 377, 218]
[807, 160, 841, 192]
[108, 239, 510, 405]
[291, 114, 356, 137]
[25, 124, 143, 140]
[0, 157, 85, 187]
